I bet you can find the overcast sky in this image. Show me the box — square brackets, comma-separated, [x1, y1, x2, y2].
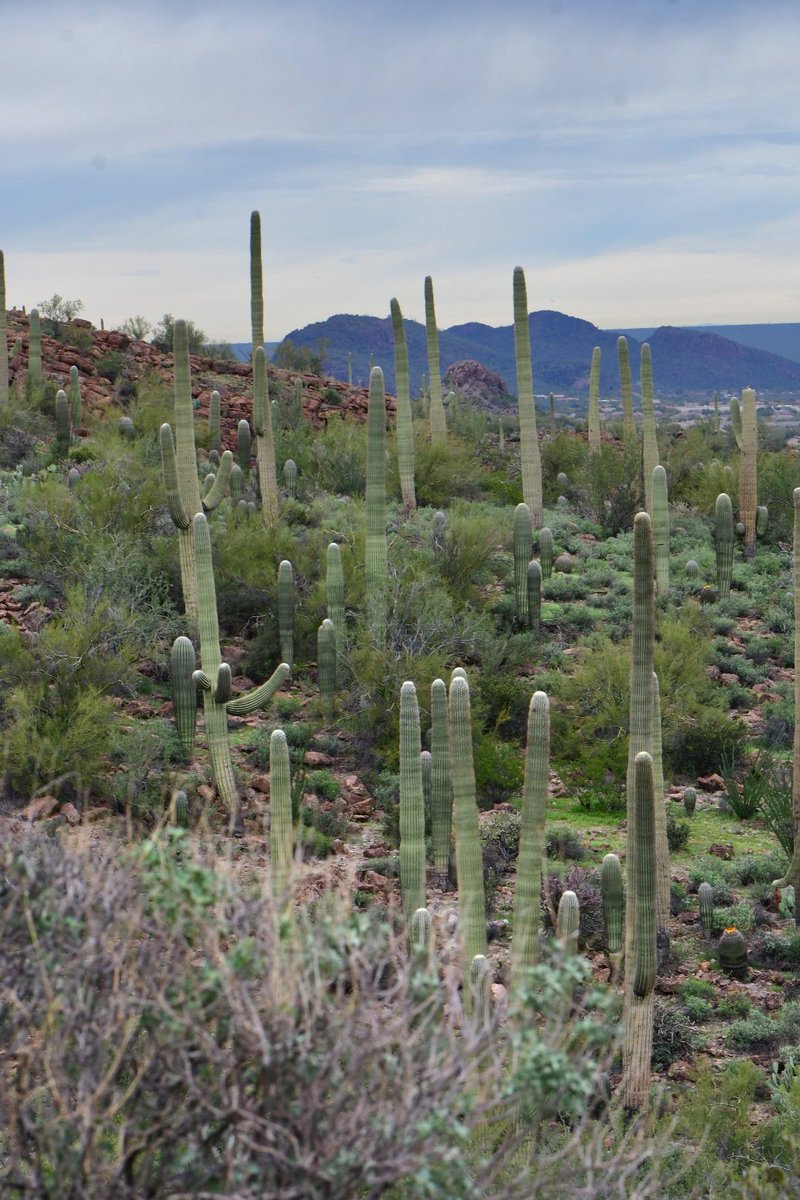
[3, 0, 800, 342]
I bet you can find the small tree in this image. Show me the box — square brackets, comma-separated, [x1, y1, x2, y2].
[37, 294, 84, 337]
[272, 337, 328, 375]
[151, 313, 206, 353]
[119, 315, 151, 340]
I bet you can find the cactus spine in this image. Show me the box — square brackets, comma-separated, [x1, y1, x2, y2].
[170, 635, 197, 758]
[390, 298, 416, 511]
[617, 335, 635, 446]
[715, 492, 734, 600]
[556, 890, 580, 955]
[0, 250, 7, 406]
[399, 681, 426, 929]
[430, 678, 452, 889]
[317, 618, 337, 718]
[588, 345, 601, 453]
[449, 675, 487, 998]
[513, 502, 532, 621]
[756, 505, 769, 536]
[623, 751, 657, 1110]
[641, 343, 659, 514]
[774, 489, 800, 895]
[253, 345, 279, 526]
[513, 267, 543, 527]
[698, 881, 715, 936]
[160, 319, 233, 622]
[269, 728, 293, 903]
[739, 387, 758, 558]
[425, 276, 447, 445]
[651, 465, 669, 598]
[601, 853, 624, 981]
[365, 366, 388, 639]
[539, 527, 554, 580]
[191, 512, 290, 834]
[277, 559, 295, 669]
[511, 691, 549, 982]
[250, 210, 264, 352]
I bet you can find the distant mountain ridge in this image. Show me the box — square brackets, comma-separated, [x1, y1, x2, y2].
[275, 311, 800, 396]
[616, 323, 800, 367]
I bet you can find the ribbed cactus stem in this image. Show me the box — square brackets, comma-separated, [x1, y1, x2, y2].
[774, 489, 800, 893]
[326, 543, 345, 675]
[498, 417, 505, 451]
[269, 729, 293, 903]
[513, 267, 543, 527]
[718, 927, 748, 978]
[420, 749, 432, 815]
[527, 560, 542, 636]
[425, 276, 447, 445]
[67, 467, 80, 490]
[756, 505, 769, 536]
[277, 559, 295, 669]
[556, 890, 580, 955]
[513, 502, 532, 621]
[28, 308, 42, 388]
[469, 954, 492, 1028]
[588, 345, 601, 453]
[119, 416, 134, 440]
[410, 907, 434, 960]
[399, 681, 426, 929]
[253, 345, 279, 526]
[683, 786, 697, 816]
[169, 790, 189, 828]
[54, 390, 70, 457]
[317, 618, 336, 718]
[538, 527, 554, 580]
[236, 419, 252, 473]
[740, 387, 758, 558]
[685, 560, 699, 580]
[230, 464, 244, 503]
[715, 492, 734, 599]
[641, 343, 659, 513]
[208, 389, 220, 451]
[601, 853, 624, 981]
[623, 750, 657, 1110]
[651, 673, 670, 967]
[283, 458, 297, 498]
[250, 210, 264, 352]
[511, 690, 549, 983]
[730, 394, 743, 450]
[390, 298, 416, 511]
[294, 377, 303, 423]
[651, 465, 669, 598]
[365, 366, 388, 640]
[170, 635, 197, 759]
[556, 471, 569, 493]
[0, 250, 8, 406]
[617, 335, 635, 446]
[430, 678, 452, 889]
[68, 364, 81, 432]
[432, 511, 446, 552]
[698, 881, 715, 936]
[449, 675, 487, 1001]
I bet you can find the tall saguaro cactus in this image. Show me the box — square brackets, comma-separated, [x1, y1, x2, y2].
[623, 751, 657, 1110]
[511, 691, 550, 984]
[512, 502, 532, 621]
[739, 387, 758, 559]
[28, 308, 42, 390]
[399, 681, 426, 928]
[191, 512, 290, 835]
[253, 346, 279, 526]
[513, 268, 543, 528]
[250, 210, 264, 352]
[277, 559, 295, 669]
[641, 343, 659, 513]
[365, 366, 388, 639]
[588, 345, 601, 454]
[160, 319, 233, 622]
[617, 335, 635, 446]
[0, 250, 8, 406]
[651, 672, 671, 966]
[390, 298, 416, 510]
[651, 465, 669, 598]
[775, 489, 800, 899]
[449, 675, 487, 998]
[425, 276, 447, 445]
[430, 678, 452, 889]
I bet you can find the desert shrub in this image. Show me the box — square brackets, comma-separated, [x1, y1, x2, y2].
[651, 1000, 700, 1070]
[473, 732, 524, 808]
[717, 994, 754, 1020]
[666, 811, 691, 853]
[545, 825, 587, 862]
[680, 978, 716, 1002]
[672, 1059, 761, 1193]
[545, 865, 604, 948]
[480, 810, 522, 872]
[475, 672, 535, 741]
[762, 931, 800, 969]
[730, 851, 789, 887]
[668, 709, 747, 777]
[307, 415, 367, 496]
[109, 719, 186, 824]
[687, 858, 735, 904]
[412, 436, 490, 505]
[718, 900, 757, 934]
[683, 996, 714, 1024]
[761, 760, 795, 857]
[306, 769, 341, 802]
[727, 1010, 786, 1052]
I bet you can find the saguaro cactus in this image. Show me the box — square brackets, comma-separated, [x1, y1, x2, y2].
[513, 267, 543, 527]
[698, 881, 715, 936]
[250, 210, 264, 352]
[651, 673, 670, 967]
[208, 389, 221, 452]
[170, 635, 197, 759]
[390, 298, 416, 511]
[774, 489, 800, 898]
[191, 512, 290, 835]
[683, 786, 697, 816]
[641, 343, 659, 514]
[317, 618, 337, 718]
[283, 458, 297, 498]
[28, 308, 42, 390]
[588, 345, 601, 453]
[430, 678, 452, 889]
[54, 390, 70, 457]
[513, 502, 532, 621]
[326, 542, 346, 665]
[253, 346, 279, 526]
[730, 394, 743, 450]
[277, 559, 295, 669]
[68, 364, 81, 432]
[651, 465, 669, 598]
[160, 319, 233, 621]
[449, 675, 487, 997]
[470, 954, 492, 1028]
[617, 335, 635, 446]
[236, 420, 252, 472]
[365, 366, 388, 639]
[715, 492, 734, 600]
[601, 853, 624, 981]
[425, 276, 447, 445]
[623, 751, 657, 1110]
[269, 728, 293, 903]
[739, 387, 758, 558]
[511, 691, 550, 983]
[399, 681, 426, 928]
[410, 907, 434, 959]
[0, 250, 8, 406]
[556, 890, 580, 956]
[539, 527, 554, 580]
[527, 560, 542, 636]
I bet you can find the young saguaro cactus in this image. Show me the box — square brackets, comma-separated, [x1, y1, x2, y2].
[208, 389, 221, 452]
[191, 512, 290, 835]
[641, 343, 659, 514]
[283, 458, 297, 498]
[739, 386, 758, 559]
[0, 250, 8, 406]
[170, 634, 197, 759]
[601, 852, 624, 981]
[68, 364, 81, 433]
[698, 881, 715, 936]
[365, 366, 388, 640]
[317, 618, 337, 718]
[160, 319, 233, 622]
[54, 390, 70, 457]
[430, 678, 452, 889]
[715, 492, 734, 600]
[399, 681, 426, 929]
[424, 276, 447, 446]
[390, 298, 416, 511]
[651, 465, 669, 598]
[617, 335, 635, 446]
[269, 728, 293, 904]
[27, 308, 42, 391]
[651, 672, 671, 967]
[513, 502, 532, 621]
[623, 750, 657, 1110]
[277, 559, 295, 669]
[587, 345, 601, 454]
[556, 890, 580, 956]
[527, 560, 542, 637]
[730, 394, 743, 450]
[511, 691, 550, 983]
[539, 527, 554, 580]
[326, 542, 346, 670]
[513, 267, 543, 528]
[449, 675, 487, 1000]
